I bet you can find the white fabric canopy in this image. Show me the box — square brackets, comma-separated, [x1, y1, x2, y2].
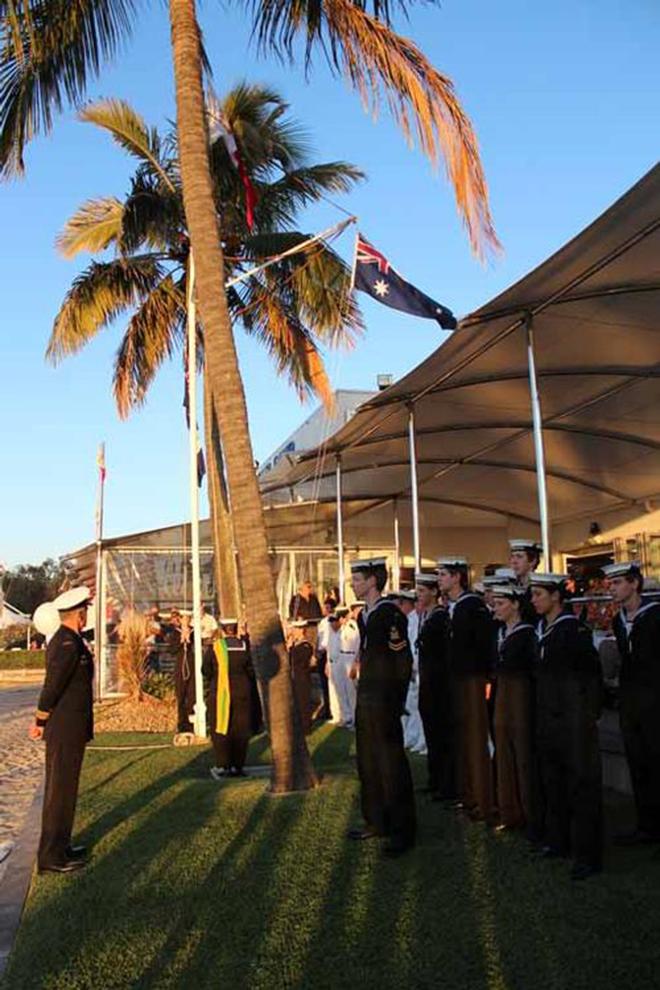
[262, 165, 660, 542]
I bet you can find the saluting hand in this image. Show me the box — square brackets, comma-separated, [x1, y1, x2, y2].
[29, 723, 44, 741]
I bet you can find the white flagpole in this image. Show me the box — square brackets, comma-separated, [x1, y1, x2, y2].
[407, 404, 421, 573]
[335, 455, 345, 604]
[393, 500, 401, 591]
[525, 314, 551, 565]
[94, 442, 105, 700]
[348, 229, 359, 293]
[187, 252, 207, 738]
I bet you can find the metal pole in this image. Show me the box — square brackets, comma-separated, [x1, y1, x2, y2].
[187, 252, 207, 738]
[393, 500, 401, 591]
[335, 456, 345, 603]
[408, 404, 421, 572]
[94, 442, 106, 700]
[525, 314, 551, 565]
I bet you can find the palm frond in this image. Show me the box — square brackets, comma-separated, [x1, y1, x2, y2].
[234, 272, 333, 407]
[0, 0, 136, 178]
[113, 273, 185, 417]
[56, 195, 124, 258]
[119, 170, 185, 255]
[260, 161, 363, 215]
[241, 230, 364, 346]
[47, 255, 163, 363]
[79, 98, 175, 191]
[209, 81, 311, 175]
[249, 0, 500, 258]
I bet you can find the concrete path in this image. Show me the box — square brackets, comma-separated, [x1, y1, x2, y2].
[0, 685, 44, 978]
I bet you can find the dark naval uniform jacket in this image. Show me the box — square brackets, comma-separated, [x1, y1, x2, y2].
[448, 592, 496, 678]
[612, 599, 660, 837]
[355, 597, 416, 845]
[536, 611, 603, 866]
[496, 622, 537, 677]
[612, 600, 660, 695]
[37, 625, 94, 742]
[357, 598, 412, 712]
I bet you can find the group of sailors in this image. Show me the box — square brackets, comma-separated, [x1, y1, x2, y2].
[341, 545, 660, 877]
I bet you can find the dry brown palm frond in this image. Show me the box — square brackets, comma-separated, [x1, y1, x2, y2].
[250, 0, 500, 259]
[113, 273, 185, 418]
[116, 609, 150, 701]
[248, 281, 336, 411]
[56, 196, 124, 258]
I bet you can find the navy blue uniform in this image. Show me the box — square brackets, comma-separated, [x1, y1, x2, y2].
[356, 599, 416, 848]
[493, 623, 537, 828]
[449, 592, 497, 821]
[36, 625, 94, 869]
[536, 613, 603, 868]
[612, 601, 660, 838]
[417, 605, 455, 798]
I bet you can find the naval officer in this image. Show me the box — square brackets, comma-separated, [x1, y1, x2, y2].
[348, 558, 416, 856]
[30, 587, 94, 874]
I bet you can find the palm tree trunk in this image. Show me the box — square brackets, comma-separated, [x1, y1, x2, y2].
[169, 0, 317, 792]
[202, 367, 241, 618]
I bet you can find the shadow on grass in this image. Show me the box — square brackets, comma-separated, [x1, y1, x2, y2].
[6, 745, 660, 990]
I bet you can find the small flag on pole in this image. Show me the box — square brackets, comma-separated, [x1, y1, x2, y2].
[212, 117, 258, 232]
[352, 234, 457, 330]
[97, 443, 106, 483]
[197, 439, 206, 488]
[183, 352, 191, 428]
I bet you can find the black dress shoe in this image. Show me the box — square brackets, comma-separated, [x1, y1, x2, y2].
[613, 829, 658, 847]
[66, 845, 87, 860]
[570, 862, 601, 881]
[383, 841, 414, 859]
[38, 859, 86, 875]
[537, 845, 563, 859]
[347, 827, 381, 841]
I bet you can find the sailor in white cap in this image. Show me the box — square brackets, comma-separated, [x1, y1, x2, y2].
[437, 557, 496, 822]
[29, 587, 93, 874]
[490, 584, 537, 832]
[530, 573, 603, 879]
[347, 558, 416, 856]
[288, 619, 314, 735]
[509, 540, 542, 623]
[604, 562, 660, 845]
[414, 573, 452, 794]
[326, 607, 359, 728]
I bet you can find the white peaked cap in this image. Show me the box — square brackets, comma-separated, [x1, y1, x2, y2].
[52, 586, 92, 612]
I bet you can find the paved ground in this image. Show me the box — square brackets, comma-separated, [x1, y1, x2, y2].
[0, 686, 43, 884]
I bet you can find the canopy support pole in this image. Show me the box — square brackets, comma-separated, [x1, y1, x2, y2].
[393, 500, 401, 591]
[407, 404, 421, 572]
[525, 314, 551, 565]
[187, 252, 207, 738]
[335, 455, 345, 604]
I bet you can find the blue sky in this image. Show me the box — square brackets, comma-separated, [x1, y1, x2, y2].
[1, 0, 658, 567]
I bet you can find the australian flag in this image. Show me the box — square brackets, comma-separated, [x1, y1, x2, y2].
[353, 234, 457, 330]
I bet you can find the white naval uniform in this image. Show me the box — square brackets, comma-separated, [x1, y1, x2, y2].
[328, 619, 359, 726]
[402, 609, 427, 754]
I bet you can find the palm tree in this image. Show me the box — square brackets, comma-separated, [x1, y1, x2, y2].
[48, 85, 364, 621]
[1, 0, 499, 792]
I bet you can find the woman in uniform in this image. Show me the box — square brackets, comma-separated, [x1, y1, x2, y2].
[491, 584, 537, 830]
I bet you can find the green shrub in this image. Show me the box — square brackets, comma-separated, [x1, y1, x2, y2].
[143, 672, 175, 701]
[0, 649, 46, 670]
[0, 623, 32, 650]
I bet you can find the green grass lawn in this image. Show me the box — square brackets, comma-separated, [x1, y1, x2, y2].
[4, 725, 660, 990]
